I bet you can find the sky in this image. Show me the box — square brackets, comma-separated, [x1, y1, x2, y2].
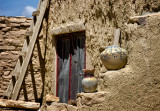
[0, 0, 39, 17]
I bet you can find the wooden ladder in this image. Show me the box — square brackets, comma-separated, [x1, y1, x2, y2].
[3, 0, 49, 100]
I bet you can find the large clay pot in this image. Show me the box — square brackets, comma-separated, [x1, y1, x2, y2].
[100, 45, 127, 70]
[82, 69, 98, 93]
[100, 29, 127, 70]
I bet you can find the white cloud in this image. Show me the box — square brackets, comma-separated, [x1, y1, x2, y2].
[22, 6, 36, 17]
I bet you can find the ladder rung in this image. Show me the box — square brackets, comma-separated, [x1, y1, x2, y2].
[3, 91, 11, 97]
[18, 51, 26, 57]
[25, 31, 33, 37]
[32, 10, 40, 16]
[12, 71, 20, 77]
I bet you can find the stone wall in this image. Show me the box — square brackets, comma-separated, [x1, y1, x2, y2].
[0, 16, 31, 97]
[0, 16, 43, 101]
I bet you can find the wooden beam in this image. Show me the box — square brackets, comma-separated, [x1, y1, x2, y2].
[0, 99, 40, 110]
[51, 22, 85, 36]
[11, 0, 49, 100]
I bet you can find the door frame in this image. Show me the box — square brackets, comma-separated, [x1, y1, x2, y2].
[55, 31, 86, 102]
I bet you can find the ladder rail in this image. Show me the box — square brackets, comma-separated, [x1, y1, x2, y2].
[3, 0, 42, 98]
[11, 0, 49, 100]
[3, 0, 49, 100]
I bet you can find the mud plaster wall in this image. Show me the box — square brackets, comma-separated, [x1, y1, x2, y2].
[0, 16, 45, 101]
[78, 13, 160, 111]
[45, 0, 160, 92]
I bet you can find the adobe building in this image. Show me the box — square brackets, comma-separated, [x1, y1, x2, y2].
[1, 0, 160, 111]
[44, 0, 160, 110]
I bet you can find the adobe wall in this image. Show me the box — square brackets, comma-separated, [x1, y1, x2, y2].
[0, 16, 43, 101]
[76, 13, 160, 111]
[44, 0, 160, 110]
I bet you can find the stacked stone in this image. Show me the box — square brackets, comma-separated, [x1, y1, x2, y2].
[0, 16, 32, 98]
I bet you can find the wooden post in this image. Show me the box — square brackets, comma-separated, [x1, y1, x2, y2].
[113, 28, 120, 46]
[22, 79, 28, 101]
[30, 60, 38, 101]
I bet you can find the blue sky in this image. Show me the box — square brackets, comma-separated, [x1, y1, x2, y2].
[0, 0, 39, 17]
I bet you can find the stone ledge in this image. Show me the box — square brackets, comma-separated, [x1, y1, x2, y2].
[46, 94, 59, 103]
[47, 103, 77, 111]
[77, 92, 108, 108]
[51, 22, 85, 36]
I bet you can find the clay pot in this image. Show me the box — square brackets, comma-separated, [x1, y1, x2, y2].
[100, 29, 127, 70]
[100, 45, 127, 70]
[82, 69, 98, 93]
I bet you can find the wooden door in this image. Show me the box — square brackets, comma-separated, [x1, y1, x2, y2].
[56, 32, 86, 103]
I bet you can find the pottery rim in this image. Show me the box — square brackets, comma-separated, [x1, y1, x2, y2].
[82, 69, 95, 76]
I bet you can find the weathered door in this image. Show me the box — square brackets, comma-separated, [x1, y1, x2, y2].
[56, 32, 86, 103]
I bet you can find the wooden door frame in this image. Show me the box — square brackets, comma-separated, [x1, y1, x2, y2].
[55, 31, 86, 102]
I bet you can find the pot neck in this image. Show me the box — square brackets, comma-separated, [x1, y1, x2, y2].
[84, 73, 94, 77]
